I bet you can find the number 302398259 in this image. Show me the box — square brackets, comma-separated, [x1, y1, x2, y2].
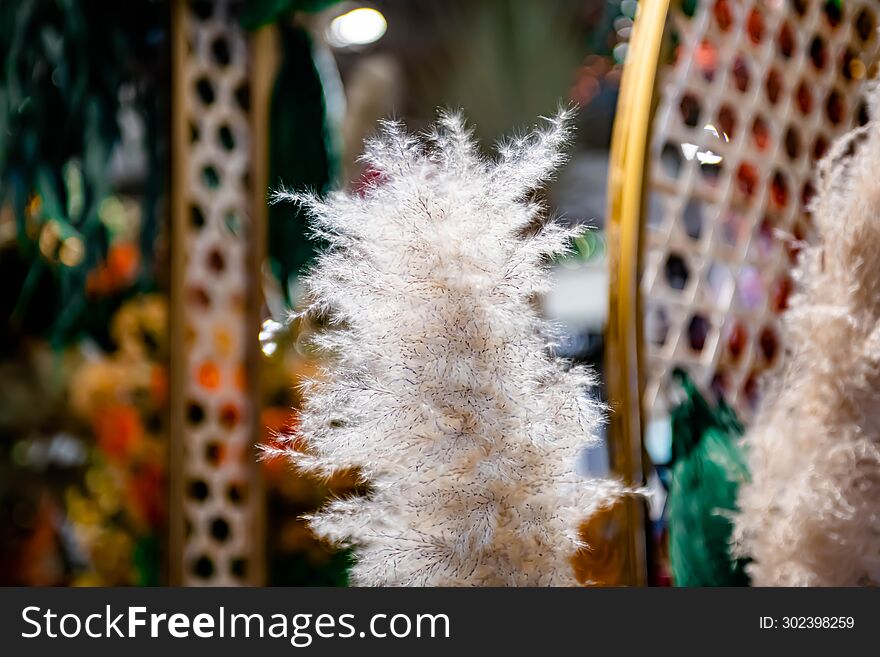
[759, 616, 855, 629]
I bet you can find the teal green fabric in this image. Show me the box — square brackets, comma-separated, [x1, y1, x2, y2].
[240, 0, 341, 31]
[250, 16, 349, 587]
[668, 371, 750, 587]
[266, 25, 341, 298]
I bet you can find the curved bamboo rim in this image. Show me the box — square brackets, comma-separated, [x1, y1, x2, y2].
[604, 0, 670, 586]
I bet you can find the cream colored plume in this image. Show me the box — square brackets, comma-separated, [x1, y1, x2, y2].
[268, 110, 621, 586]
[735, 89, 880, 586]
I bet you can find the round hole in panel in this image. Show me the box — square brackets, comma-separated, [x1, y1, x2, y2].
[732, 55, 751, 93]
[771, 274, 794, 312]
[742, 371, 760, 411]
[813, 133, 830, 159]
[786, 221, 806, 264]
[726, 321, 748, 362]
[857, 100, 870, 126]
[234, 82, 250, 111]
[784, 126, 801, 159]
[687, 314, 711, 352]
[809, 35, 827, 70]
[679, 93, 702, 127]
[756, 217, 777, 260]
[195, 77, 215, 105]
[795, 80, 813, 115]
[778, 22, 796, 59]
[191, 0, 214, 19]
[717, 104, 737, 139]
[210, 517, 231, 542]
[825, 88, 845, 124]
[823, 0, 842, 29]
[747, 7, 764, 44]
[758, 325, 780, 363]
[679, 0, 698, 19]
[202, 164, 221, 189]
[219, 402, 241, 429]
[187, 401, 206, 425]
[664, 253, 690, 291]
[695, 40, 718, 83]
[682, 198, 704, 240]
[770, 171, 790, 209]
[699, 158, 723, 187]
[765, 68, 783, 105]
[197, 361, 221, 390]
[855, 8, 876, 42]
[211, 36, 231, 66]
[188, 286, 211, 308]
[751, 115, 771, 150]
[228, 482, 247, 505]
[736, 162, 760, 200]
[218, 124, 235, 151]
[711, 370, 730, 399]
[801, 181, 816, 209]
[714, 0, 733, 31]
[661, 143, 684, 179]
[191, 205, 205, 228]
[205, 440, 224, 465]
[230, 557, 247, 578]
[223, 209, 242, 236]
[207, 247, 226, 273]
[189, 479, 210, 501]
[192, 555, 215, 579]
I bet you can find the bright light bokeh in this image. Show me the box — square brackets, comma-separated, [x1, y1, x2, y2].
[327, 7, 387, 48]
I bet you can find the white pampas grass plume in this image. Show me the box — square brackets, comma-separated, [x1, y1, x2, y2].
[735, 90, 880, 586]
[270, 109, 622, 586]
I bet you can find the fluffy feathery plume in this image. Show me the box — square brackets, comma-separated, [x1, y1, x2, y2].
[269, 109, 622, 586]
[735, 90, 880, 586]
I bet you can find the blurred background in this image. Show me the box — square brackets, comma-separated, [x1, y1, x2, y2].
[0, 0, 637, 586]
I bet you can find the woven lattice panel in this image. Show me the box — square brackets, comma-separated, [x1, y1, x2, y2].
[642, 0, 880, 424]
[176, 0, 261, 585]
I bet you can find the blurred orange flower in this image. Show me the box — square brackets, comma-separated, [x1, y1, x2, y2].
[150, 365, 168, 406]
[93, 403, 144, 463]
[85, 241, 140, 297]
[107, 242, 140, 282]
[127, 461, 164, 528]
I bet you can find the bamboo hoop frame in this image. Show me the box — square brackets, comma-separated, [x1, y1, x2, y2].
[605, 0, 671, 586]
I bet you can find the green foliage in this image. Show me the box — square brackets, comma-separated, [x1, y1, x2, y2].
[0, 0, 166, 346]
[239, 0, 343, 296]
[270, 548, 353, 587]
[133, 534, 162, 587]
[267, 25, 340, 296]
[239, 0, 342, 30]
[667, 371, 750, 587]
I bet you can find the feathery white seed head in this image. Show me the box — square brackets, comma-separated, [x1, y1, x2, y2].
[273, 109, 622, 586]
[734, 86, 880, 586]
